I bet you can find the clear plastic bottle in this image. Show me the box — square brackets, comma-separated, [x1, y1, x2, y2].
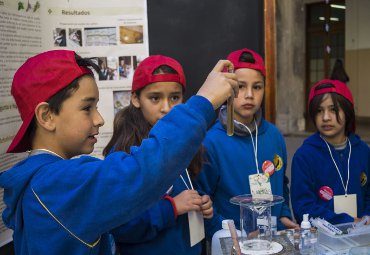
[310, 228, 318, 254]
[299, 214, 314, 255]
[211, 219, 241, 255]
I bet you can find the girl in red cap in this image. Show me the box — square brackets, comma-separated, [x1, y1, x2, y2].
[104, 55, 213, 255]
[291, 79, 370, 225]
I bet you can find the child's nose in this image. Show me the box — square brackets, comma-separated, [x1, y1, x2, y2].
[244, 87, 253, 98]
[95, 111, 105, 127]
[323, 110, 331, 121]
[161, 100, 171, 114]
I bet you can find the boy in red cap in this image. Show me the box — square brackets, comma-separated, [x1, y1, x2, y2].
[291, 79, 370, 225]
[104, 55, 213, 255]
[0, 50, 238, 254]
[195, 48, 298, 240]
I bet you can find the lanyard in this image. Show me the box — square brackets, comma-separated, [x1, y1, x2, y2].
[29, 149, 64, 159]
[321, 136, 352, 196]
[180, 169, 193, 190]
[235, 119, 259, 174]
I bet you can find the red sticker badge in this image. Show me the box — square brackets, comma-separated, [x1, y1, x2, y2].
[319, 186, 333, 201]
[262, 160, 275, 177]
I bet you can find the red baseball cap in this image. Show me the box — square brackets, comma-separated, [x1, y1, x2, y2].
[227, 48, 266, 76]
[7, 50, 92, 153]
[132, 55, 186, 92]
[308, 79, 354, 107]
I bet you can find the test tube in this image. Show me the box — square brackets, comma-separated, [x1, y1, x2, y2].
[226, 67, 234, 136]
[227, 220, 241, 255]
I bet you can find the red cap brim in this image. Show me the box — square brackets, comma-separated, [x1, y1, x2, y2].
[7, 111, 34, 153]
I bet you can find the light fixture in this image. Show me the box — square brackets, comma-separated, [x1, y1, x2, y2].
[330, 4, 346, 9]
[330, 17, 339, 21]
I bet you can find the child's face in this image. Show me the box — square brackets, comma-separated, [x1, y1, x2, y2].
[315, 93, 346, 144]
[233, 68, 265, 124]
[52, 76, 104, 158]
[131, 82, 183, 126]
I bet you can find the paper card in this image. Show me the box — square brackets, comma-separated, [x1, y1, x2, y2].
[188, 210, 205, 247]
[334, 194, 357, 218]
[249, 173, 272, 200]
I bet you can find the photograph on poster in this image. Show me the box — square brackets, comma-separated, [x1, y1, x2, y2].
[133, 55, 145, 70]
[93, 57, 119, 81]
[107, 56, 118, 80]
[118, 56, 132, 80]
[119, 25, 143, 44]
[68, 28, 82, 47]
[84, 27, 117, 46]
[113, 90, 131, 115]
[53, 28, 66, 47]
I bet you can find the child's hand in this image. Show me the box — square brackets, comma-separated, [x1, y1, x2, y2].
[173, 190, 202, 216]
[197, 60, 238, 109]
[200, 195, 213, 219]
[354, 216, 370, 225]
[280, 217, 300, 230]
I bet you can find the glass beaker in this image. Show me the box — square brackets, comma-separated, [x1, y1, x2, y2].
[230, 194, 284, 253]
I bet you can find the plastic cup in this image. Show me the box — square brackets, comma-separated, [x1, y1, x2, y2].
[349, 246, 370, 255]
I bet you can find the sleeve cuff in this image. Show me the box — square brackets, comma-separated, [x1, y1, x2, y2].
[164, 195, 178, 219]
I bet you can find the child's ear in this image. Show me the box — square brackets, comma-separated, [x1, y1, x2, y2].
[131, 93, 141, 108]
[34, 102, 56, 131]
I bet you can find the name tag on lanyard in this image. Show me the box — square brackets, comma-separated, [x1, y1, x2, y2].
[181, 170, 205, 246]
[188, 211, 205, 246]
[334, 194, 357, 218]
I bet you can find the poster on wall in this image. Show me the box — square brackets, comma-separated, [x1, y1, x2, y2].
[0, 0, 149, 246]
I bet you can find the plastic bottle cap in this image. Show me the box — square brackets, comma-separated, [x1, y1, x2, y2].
[301, 213, 311, 229]
[222, 219, 232, 230]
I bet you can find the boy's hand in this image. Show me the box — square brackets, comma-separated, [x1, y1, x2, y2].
[197, 60, 238, 109]
[200, 195, 213, 219]
[173, 190, 202, 215]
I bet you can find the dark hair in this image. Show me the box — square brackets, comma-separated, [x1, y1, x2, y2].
[47, 54, 100, 114]
[239, 51, 265, 81]
[239, 51, 256, 63]
[153, 65, 177, 75]
[309, 83, 355, 135]
[29, 53, 100, 140]
[330, 59, 349, 83]
[103, 64, 203, 178]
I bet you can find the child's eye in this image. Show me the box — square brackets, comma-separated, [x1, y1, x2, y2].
[170, 95, 180, 102]
[253, 84, 263, 90]
[83, 106, 92, 111]
[150, 96, 159, 102]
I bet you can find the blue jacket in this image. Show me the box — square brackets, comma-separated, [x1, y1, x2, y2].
[291, 132, 370, 224]
[112, 169, 201, 255]
[195, 117, 292, 238]
[0, 96, 214, 255]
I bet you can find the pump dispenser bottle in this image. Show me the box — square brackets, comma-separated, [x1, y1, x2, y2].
[300, 214, 314, 254]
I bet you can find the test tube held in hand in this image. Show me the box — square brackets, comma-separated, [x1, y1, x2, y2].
[226, 67, 234, 136]
[227, 220, 241, 255]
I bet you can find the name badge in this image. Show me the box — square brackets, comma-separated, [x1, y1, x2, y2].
[188, 211, 205, 246]
[334, 194, 357, 218]
[249, 173, 272, 200]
